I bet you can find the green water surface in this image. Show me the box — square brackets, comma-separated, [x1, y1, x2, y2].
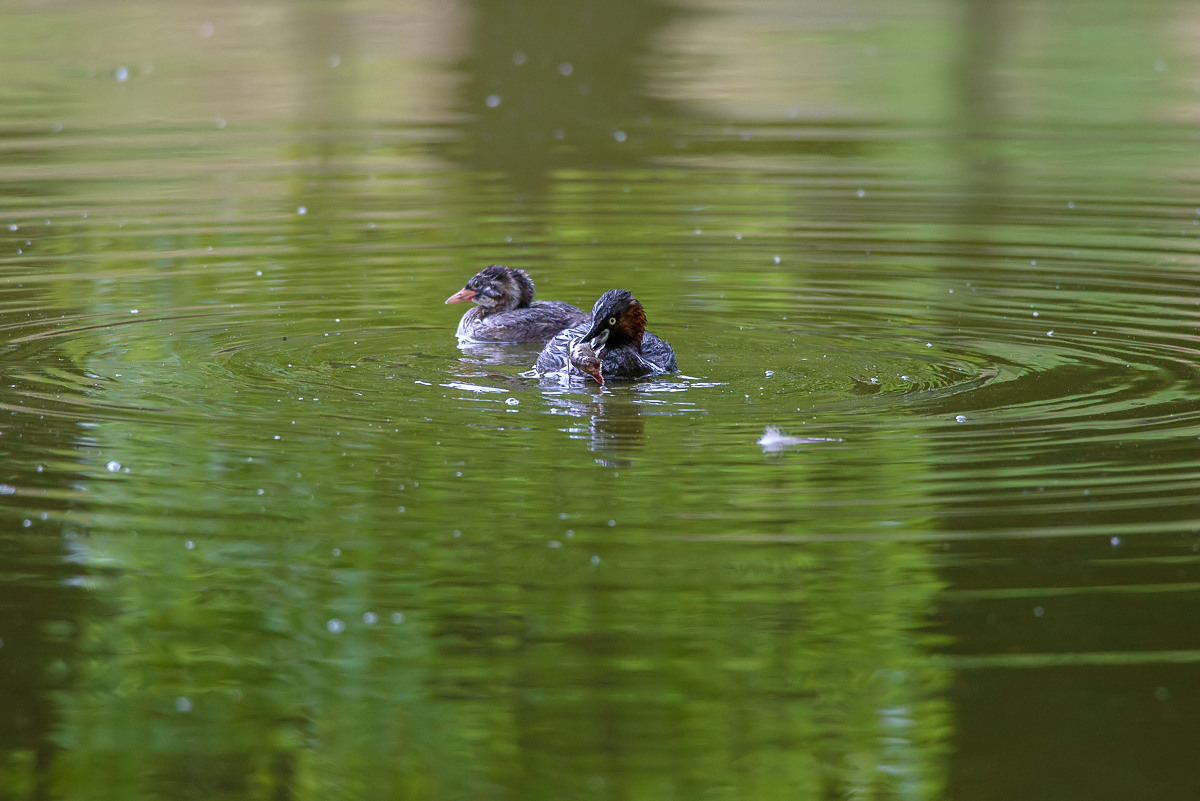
[2, 1, 1200, 799]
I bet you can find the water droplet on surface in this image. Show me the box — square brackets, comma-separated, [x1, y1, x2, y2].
[485, 94, 501, 108]
[175, 697, 192, 713]
[955, 414, 967, 423]
[363, 611, 378, 625]
[106, 461, 121, 472]
[115, 67, 129, 82]
[326, 618, 345, 634]
[613, 130, 627, 143]
[591, 555, 600, 565]
[558, 62, 573, 76]
[297, 206, 307, 215]
[505, 397, 519, 406]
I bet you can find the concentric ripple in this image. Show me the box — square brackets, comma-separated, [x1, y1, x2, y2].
[3, 166, 1200, 546]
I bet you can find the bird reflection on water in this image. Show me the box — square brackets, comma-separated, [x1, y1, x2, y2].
[545, 392, 647, 467]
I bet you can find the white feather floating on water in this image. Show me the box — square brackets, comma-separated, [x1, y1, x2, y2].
[757, 426, 842, 452]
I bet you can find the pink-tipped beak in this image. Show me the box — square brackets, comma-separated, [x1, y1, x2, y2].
[445, 287, 476, 305]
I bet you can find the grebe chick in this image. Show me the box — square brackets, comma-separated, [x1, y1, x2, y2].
[569, 339, 604, 385]
[535, 289, 677, 381]
[445, 265, 588, 343]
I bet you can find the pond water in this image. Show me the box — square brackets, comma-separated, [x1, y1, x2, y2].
[3, 0, 1200, 798]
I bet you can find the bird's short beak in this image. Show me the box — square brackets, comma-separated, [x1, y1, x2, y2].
[587, 327, 610, 354]
[445, 287, 476, 305]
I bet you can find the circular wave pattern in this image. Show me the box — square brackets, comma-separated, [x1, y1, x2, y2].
[2, 122, 1200, 548]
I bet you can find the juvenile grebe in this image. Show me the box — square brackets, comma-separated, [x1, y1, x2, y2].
[536, 289, 677, 381]
[568, 339, 604, 385]
[445, 265, 587, 343]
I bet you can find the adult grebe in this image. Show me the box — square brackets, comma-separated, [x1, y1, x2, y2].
[536, 289, 677, 382]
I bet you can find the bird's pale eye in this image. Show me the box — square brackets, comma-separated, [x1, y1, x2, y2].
[608, 316, 617, 325]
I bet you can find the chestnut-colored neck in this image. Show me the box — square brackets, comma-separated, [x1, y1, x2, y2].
[613, 301, 646, 349]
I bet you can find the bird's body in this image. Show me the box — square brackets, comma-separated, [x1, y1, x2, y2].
[536, 289, 677, 382]
[452, 300, 589, 343]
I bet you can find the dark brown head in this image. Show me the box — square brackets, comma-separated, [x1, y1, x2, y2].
[444, 265, 535, 311]
[581, 289, 646, 353]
